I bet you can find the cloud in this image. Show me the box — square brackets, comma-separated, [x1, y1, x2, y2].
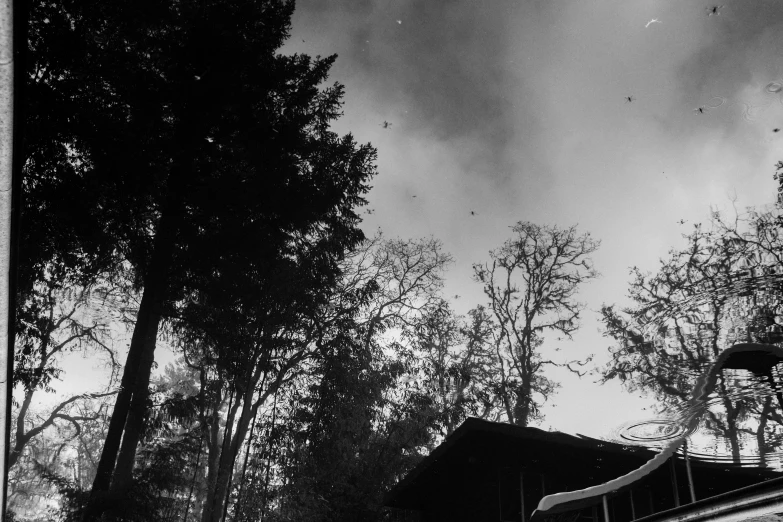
[286, 0, 783, 436]
[291, 0, 535, 183]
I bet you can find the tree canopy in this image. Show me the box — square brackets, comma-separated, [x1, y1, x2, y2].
[600, 185, 783, 462]
[23, 1, 377, 520]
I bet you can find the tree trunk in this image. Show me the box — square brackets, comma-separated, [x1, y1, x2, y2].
[718, 378, 742, 462]
[201, 384, 229, 522]
[207, 388, 239, 522]
[512, 382, 530, 427]
[82, 202, 180, 522]
[233, 407, 260, 519]
[106, 324, 160, 508]
[500, 381, 514, 424]
[81, 285, 164, 520]
[203, 374, 273, 522]
[9, 386, 35, 469]
[209, 406, 247, 522]
[757, 396, 772, 468]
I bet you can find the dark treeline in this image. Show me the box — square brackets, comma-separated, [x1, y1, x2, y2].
[10, 1, 602, 521]
[10, 0, 783, 520]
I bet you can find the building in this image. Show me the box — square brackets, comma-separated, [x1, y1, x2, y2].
[384, 418, 783, 522]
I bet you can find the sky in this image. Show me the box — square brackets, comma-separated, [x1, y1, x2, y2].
[36, 0, 783, 442]
[278, 0, 783, 438]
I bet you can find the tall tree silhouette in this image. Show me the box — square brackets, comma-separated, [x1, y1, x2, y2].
[473, 222, 599, 426]
[24, 0, 374, 519]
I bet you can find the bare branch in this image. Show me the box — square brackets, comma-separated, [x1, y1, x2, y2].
[474, 222, 599, 426]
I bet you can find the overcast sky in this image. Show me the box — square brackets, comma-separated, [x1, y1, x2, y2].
[280, 0, 783, 437]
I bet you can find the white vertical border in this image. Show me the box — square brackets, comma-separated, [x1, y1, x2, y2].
[0, 0, 13, 516]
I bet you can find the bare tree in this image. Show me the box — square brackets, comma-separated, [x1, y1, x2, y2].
[12, 272, 125, 471]
[7, 391, 116, 519]
[600, 212, 783, 462]
[340, 233, 454, 349]
[245, 234, 454, 522]
[339, 233, 457, 438]
[406, 300, 499, 434]
[473, 222, 600, 426]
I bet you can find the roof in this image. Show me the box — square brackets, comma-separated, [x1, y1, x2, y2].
[384, 417, 659, 509]
[384, 417, 782, 513]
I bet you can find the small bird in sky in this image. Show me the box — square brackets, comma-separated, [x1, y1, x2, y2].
[470, 211, 476, 216]
[694, 106, 706, 114]
[625, 96, 634, 103]
[454, 295, 461, 299]
[774, 128, 781, 133]
[412, 195, 417, 198]
[678, 219, 686, 225]
[645, 18, 661, 28]
[380, 121, 392, 129]
[707, 5, 723, 16]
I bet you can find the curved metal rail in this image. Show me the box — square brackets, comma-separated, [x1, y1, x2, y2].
[531, 343, 783, 520]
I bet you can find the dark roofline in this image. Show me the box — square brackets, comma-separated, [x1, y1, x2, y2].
[383, 417, 657, 507]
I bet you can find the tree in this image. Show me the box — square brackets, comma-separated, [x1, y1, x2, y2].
[279, 333, 410, 522]
[12, 273, 124, 471]
[172, 176, 377, 522]
[7, 413, 77, 520]
[252, 234, 453, 522]
[473, 222, 600, 426]
[17, 0, 135, 499]
[113, 362, 203, 522]
[600, 204, 783, 462]
[20, 0, 120, 302]
[7, 394, 115, 521]
[343, 233, 454, 351]
[406, 300, 499, 435]
[23, 1, 380, 518]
